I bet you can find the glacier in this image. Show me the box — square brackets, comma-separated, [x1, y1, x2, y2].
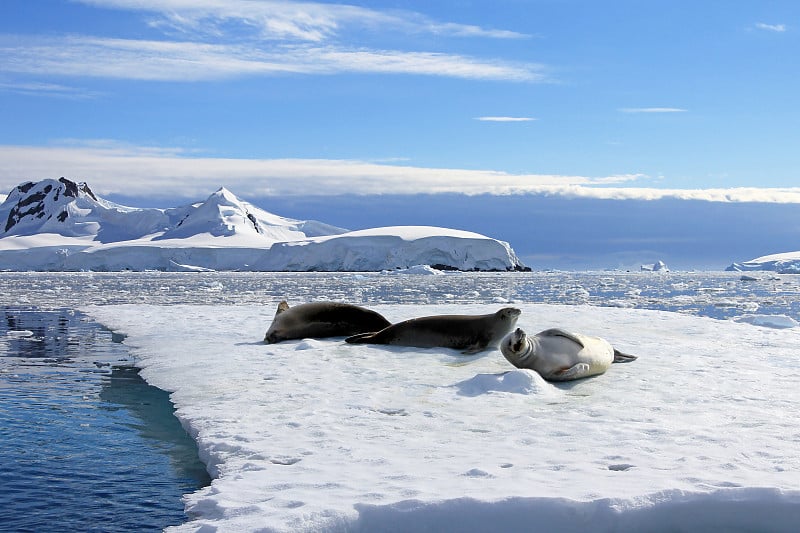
[0, 178, 526, 272]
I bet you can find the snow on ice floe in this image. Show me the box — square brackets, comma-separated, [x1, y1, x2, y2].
[454, 369, 561, 397]
[84, 303, 800, 532]
[0, 179, 525, 272]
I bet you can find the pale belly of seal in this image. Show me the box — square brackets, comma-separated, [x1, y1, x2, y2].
[501, 328, 636, 381]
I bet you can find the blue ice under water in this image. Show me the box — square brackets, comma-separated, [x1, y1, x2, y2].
[0, 307, 210, 532]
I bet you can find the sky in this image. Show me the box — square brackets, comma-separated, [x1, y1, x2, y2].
[2, 0, 800, 269]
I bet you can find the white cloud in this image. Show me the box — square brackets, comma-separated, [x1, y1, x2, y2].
[0, 142, 638, 198]
[755, 22, 787, 33]
[77, 0, 529, 42]
[0, 36, 543, 82]
[2, 142, 800, 204]
[0, 81, 100, 99]
[619, 107, 687, 113]
[3, 2, 540, 86]
[475, 116, 536, 122]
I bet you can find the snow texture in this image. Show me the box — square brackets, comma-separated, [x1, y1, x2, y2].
[0, 179, 525, 272]
[85, 302, 800, 533]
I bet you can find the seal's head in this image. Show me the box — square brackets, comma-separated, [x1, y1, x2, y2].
[497, 307, 522, 325]
[500, 327, 532, 366]
[264, 300, 290, 343]
[494, 307, 522, 340]
[264, 330, 283, 344]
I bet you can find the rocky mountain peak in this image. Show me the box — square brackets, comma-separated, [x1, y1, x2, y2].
[3, 177, 99, 234]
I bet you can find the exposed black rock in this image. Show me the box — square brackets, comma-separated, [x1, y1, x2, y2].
[17, 190, 47, 208]
[80, 182, 98, 201]
[59, 177, 79, 198]
[246, 213, 261, 233]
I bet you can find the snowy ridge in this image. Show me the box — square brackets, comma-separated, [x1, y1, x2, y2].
[728, 251, 800, 274]
[0, 179, 526, 271]
[85, 302, 800, 533]
[257, 226, 523, 272]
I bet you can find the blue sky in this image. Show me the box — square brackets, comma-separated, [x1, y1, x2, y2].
[2, 1, 800, 268]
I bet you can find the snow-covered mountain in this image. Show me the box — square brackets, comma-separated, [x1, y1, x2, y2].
[727, 251, 800, 274]
[0, 178, 527, 272]
[2, 178, 174, 241]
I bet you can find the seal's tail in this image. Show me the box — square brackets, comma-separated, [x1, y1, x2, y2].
[345, 332, 378, 344]
[613, 349, 637, 363]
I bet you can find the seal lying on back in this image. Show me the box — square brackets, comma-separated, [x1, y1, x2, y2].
[500, 327, 637, 381]
[345, 307, 521, 354]
[264, 301, 391, 343]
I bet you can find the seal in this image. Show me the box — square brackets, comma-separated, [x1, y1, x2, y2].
[500, 328, 637, 381]
[345, 307, 521, 354]
[264, 301, 392, 343]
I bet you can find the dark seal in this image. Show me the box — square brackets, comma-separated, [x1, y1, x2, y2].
[264, 301, 391, 343]
[345, 307, 521, 354]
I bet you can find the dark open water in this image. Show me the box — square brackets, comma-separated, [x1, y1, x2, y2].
[0, 307, 210, 532]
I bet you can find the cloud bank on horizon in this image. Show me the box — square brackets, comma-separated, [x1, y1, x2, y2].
[2, 142, 800, 204]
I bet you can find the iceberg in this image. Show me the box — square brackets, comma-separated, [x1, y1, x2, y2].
[727, 251, 800, 274]
[640, 260, 669, 272]
[255, 227, 524, 272]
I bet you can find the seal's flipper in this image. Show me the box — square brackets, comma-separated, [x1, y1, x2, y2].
[538, 328, 585, 349]
[461, 343, 486, 355]
[613, 349, 637, 363]
[550, 363, 592, 381]
[345, 332, 378, 344]
[275, 301, 290, 316]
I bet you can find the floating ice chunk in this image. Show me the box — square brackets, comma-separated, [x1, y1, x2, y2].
[168, 261, 215, 273]
[733, 314, 799, 329]
[381, 265, 443, 276]
[6, 330, 35, 338]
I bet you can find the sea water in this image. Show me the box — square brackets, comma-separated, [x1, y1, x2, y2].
[0, 307, 210, 532]
[2, 270, 799, 319]
[1, 270, 798, 531]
